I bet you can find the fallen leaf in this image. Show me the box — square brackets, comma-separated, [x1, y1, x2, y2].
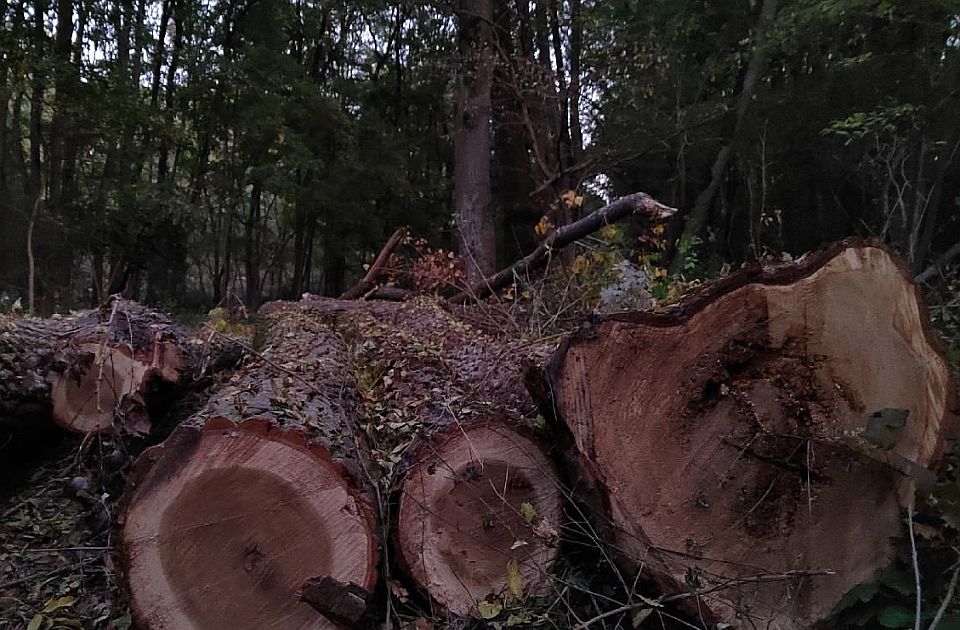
[506, 558, 524, 600]
[476, 600, 503, 619]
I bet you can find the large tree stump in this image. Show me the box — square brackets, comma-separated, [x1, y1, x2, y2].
[540, 242, 956, 629]
[266, 297, 565, 619]
[117, 310, 379, 629]
[0, 298, 190, 436]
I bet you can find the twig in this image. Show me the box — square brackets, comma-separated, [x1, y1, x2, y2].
[201, 324, 322, 396]
[0, 559, 96, 591]
[908, 504, 922, 630]
[927, 559, 960, 630]
[573, 569, 836, 629]
[22, 546, 111, 553]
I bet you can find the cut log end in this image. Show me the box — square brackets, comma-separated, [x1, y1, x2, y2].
[50, 343, 151, 433]
[397, 422, 563, 617]
[119, 418, 378, 630]
[546, 242, 956, 628]
[47, 300, 189, 435]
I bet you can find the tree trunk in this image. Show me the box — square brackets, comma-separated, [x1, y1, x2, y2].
[670, 0, 778, 274]
[454, 0, 497, 283]
[117, 307, 380, 629]
[538, 241, 956, 629]
[244, 182, 262, 309]
[568, 0, 583, 159]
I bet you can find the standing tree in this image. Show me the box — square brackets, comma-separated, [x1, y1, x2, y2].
[454, 0, 497, 283]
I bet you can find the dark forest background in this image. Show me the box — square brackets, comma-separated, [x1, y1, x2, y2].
[1, 0, 959, 313]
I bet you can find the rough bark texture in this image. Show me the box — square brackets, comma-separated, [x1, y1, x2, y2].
[539, 241, 956, 629]
[264, 296, 564, 620]
[117, 308, 379, 629]
[454, 0, 497, 284]
[0, 298, 190, 436]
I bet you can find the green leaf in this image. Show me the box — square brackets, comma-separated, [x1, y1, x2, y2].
[519, 502, 537, 524]
[112, 614, 132, 630]
[864, 408, 909, 450]
[877, 606, 915, 628]
[477, 600, 503, 619]
[40, 596, 76, 614]
[932, 482, 960, 530]
[26, 615, 45, 630]
[878, 567, 914, 596]
[833, 580, 881, 613]
[506, 612, 532, 626]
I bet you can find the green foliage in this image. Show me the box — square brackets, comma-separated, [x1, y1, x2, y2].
[823, 103, 922, 144]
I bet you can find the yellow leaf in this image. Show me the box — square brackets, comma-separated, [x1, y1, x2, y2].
[652, 224, 665, 236]
[534, 216, 553, 236]
[476, 600, 503, 619]
[41, 596, 76, 614]
[506, 559, 524, 600]
[572, 255, 590, 274]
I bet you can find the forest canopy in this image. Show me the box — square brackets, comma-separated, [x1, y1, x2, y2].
[1, 0, 959, 313]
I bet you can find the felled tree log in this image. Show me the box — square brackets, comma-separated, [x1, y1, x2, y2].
[116, 309, 379, 629]
[48, 298, 189, 434]
[0, 298, 190, 435]
[539, 241, 956, 629]
[265, 297, 565, 619]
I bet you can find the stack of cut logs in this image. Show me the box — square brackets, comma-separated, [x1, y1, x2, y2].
[1, 239, 955, 629]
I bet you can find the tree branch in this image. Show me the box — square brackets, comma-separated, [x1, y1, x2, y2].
[447, 192, 676, 303]
[340, 227, 408, 300]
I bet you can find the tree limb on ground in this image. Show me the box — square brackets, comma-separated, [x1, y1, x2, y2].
[340, 227, 409, 299]
[448, 192, 676, 303]
[915, 241, 960, 285]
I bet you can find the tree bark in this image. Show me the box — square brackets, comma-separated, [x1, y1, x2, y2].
[538, 241, 956, 629]
[454, 0, 497, 283]
[244, 182, 263, 309]
[117, 307, 380, 630]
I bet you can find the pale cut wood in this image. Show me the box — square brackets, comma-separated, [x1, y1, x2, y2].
[49, 297, 188, 434]
[117, 309, 379, 629]
[541, 241, 956, 629]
